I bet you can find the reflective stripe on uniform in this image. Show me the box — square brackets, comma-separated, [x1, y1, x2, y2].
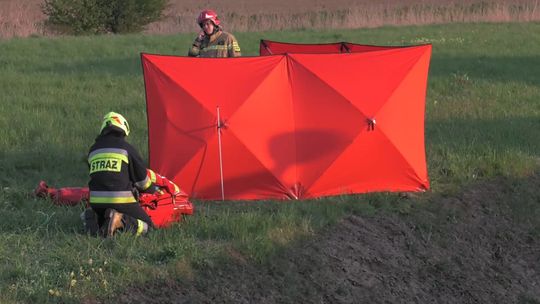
[201, 45, 229, 51]
[89, 190, 136, 203]
[89, 152, 128, 164]
[232, 41, 241, 52]
[88, 148, 129, 174]
[147, 169, 157, 183]
[134, 175, 152, 191]
[89, 148, 129, 163]
[136, 219, 148, 236]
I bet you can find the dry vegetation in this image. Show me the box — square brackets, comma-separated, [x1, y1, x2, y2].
[1, 0, 539, 38]
[0, 0, 45, 38]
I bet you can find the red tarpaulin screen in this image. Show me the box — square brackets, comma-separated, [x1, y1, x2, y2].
[259, 40, 401, 55]
[142, 45, 431, 200]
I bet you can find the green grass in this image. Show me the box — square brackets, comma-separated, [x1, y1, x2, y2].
[0, 22, 539, 303]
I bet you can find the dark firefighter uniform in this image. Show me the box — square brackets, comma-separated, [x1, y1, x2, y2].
[188, 30, 241, 58]
[88, 124, 156, 236]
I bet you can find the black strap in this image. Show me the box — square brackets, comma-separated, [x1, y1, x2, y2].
[261, 40, 273, 55]
[341, 42, 351, 53]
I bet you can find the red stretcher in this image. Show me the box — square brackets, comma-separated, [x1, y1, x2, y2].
[34, 170, 194, 228]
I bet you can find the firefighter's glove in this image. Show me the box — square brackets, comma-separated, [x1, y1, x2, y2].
[197, 31, 205, 41]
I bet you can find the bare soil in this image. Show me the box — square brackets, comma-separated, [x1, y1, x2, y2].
[105, 172, 540, 303]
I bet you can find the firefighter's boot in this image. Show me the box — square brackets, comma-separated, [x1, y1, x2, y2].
[122, 215, 150, 236]
[80, 208, 99, 236]
[101, 209, 124, 237]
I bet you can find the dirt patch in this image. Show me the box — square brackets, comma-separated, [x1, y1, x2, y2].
[112, 173, 540, 303]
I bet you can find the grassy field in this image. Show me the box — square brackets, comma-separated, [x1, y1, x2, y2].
[0, 22, 539, 303]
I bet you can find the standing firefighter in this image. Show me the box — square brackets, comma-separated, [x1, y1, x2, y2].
[87, 112, 157, 237]
[188, 9, 241, 58]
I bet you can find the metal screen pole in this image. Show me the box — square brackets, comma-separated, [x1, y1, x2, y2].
[217, 106, 225, 201]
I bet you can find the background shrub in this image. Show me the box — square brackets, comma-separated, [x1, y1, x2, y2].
[42, 0, 167, 35]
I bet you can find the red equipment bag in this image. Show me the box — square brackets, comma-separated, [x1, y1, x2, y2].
[139, 190, 193, 228]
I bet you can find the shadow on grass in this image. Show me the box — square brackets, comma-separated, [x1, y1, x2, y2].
[20, 54, 540, 87]
[34, 56, 143, 77]
[426, 116, 540, 153]
[430, 55, 540, 86]
[0, 146, 88, 190]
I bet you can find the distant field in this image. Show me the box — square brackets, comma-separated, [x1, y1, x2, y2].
[1, 0, 539, 38]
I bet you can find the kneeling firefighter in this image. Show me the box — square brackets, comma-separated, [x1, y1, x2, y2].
[87, 112, 157, 237]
